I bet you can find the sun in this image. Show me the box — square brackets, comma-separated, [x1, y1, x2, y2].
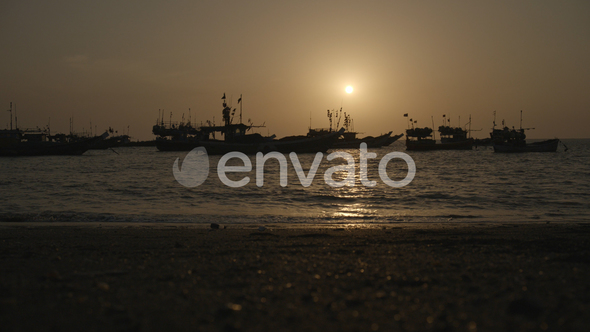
[345, 86, 353, 94]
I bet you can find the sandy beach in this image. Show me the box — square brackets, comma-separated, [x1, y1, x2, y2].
[1, 222, 589, 331]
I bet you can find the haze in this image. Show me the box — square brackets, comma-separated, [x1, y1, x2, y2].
[2, 1, 589, 140]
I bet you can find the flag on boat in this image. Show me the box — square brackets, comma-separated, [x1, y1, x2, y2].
[222, 93, 226, 100]
[403, 113, 408, 117]
[238, 95, 242, 103]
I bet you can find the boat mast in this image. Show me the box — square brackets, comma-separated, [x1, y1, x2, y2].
[431, 116, 436, 141]
[14, 103, 17, 130]
[239, 94, 243, 124]
[493, 110, 496, 130]
[520, 110, 523, 130]
[8, 102, 12, 130]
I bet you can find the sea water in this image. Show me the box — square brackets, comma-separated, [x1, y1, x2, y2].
[1, 139, 589, 224]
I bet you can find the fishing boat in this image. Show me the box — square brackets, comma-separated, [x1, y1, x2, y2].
[404, 114, 473, 151]
[1, 103, 108, 156]
[332, 131, 393, 148]
[308, 108, 400, 148]
[405, 127, 473, 151]
[154, 94, 344, 154]
[491, 111, 560, 153]
[0, 128, 108, 156]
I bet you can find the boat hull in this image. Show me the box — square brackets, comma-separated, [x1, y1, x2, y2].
[332, 132, 392, 149]
[406, 139, 473, 151]
[0, 133, 108, 157]
[493, 139, 559, 153]
[381, 133, 404, 146]
[156, 129, 343, 154]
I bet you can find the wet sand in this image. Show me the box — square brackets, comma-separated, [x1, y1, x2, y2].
[1, 222, 590, 331]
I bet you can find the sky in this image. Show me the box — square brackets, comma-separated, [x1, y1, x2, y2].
[1, 0, 589, 140]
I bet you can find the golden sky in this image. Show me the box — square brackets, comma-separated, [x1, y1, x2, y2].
[1, 0, 589, 139]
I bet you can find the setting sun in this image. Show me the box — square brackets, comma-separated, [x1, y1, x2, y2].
[345, 86, 353, 94]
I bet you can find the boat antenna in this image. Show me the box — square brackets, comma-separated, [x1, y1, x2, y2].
[14, 103, 17, 130]
[520, 110, 523, 130]
[238, 94, 243, 124]
[309, 111, 311, 130]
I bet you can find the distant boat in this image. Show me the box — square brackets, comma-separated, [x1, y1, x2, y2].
[154, 94, 344, 154]
[158, 128, 344, 154]
[331, 131, 393, 148]
[473, 138, 492, 147]
[308, 108, 401, 148]
[89, 135, 131, 149]
[490, 111, 560, 153]
[0, 129, 108, 157]
[405, 126, 473, 151]
[493, 138, 559, 153]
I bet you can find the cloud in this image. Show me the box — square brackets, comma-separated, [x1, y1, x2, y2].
[64, 54, 90, 69]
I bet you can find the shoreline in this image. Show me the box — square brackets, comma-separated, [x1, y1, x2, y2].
[1, 222, 589, 331]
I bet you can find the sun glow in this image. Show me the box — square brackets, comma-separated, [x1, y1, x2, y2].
[345, 86, 353, 94]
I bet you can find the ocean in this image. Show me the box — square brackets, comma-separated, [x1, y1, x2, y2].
[2, 139, 589, 225]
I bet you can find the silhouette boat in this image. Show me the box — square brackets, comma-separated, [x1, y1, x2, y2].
[490, 111, 559, 153]
[405, 127, 473, 151]
[154, 94, 344, 154]
[308, 108, 401, 148]
[381, 133, 404, 146]
[404, 114, 474, 151]
[89, 128, 130, 149]
[308, 128, 392, 148]
[0, 129, 108, 156]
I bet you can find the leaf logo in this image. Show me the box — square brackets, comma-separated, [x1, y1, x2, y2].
[173, 147, 209, 187]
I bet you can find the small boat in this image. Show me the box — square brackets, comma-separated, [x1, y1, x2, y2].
[154, 94, 344, 154]
[490, 111, 559, 153]
[381, 133, 404, 146]
[331, 131, 393, 148]
[0, 129, 108, 157]
[88, 129, 130, 149]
